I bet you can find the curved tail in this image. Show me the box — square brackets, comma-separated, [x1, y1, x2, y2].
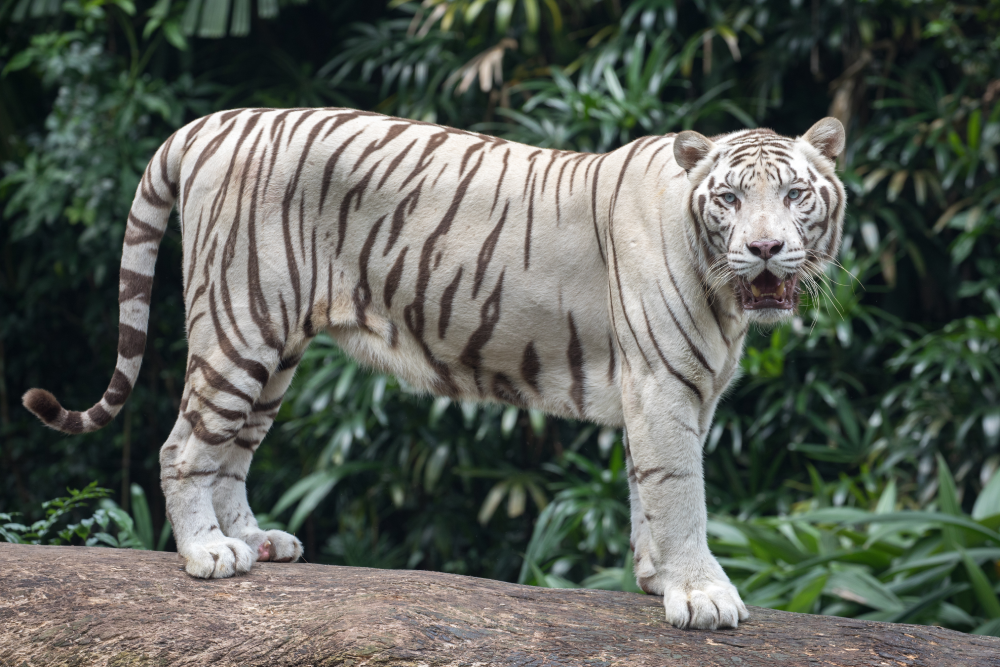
[23, 133, 181, 434]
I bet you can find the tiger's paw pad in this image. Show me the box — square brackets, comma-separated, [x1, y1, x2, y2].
[255, 530, 302, 563]
[182, 537, 255, 579]
[662, 581, 749, 630]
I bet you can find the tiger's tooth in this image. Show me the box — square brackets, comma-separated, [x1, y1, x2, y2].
[750, 284, 761, 298]
[776, 281, 786, 298]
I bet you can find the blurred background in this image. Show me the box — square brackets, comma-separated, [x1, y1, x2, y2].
[2, 0, 1000, 634]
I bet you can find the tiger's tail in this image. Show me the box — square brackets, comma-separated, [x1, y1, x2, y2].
[23, 132, 181, 434]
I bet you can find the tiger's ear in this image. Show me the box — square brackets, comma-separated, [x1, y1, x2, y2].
[673, 131, 716, 174]
[803, 117, 845, 159]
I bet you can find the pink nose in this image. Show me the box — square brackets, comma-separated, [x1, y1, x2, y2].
[747, 239, 784, 260]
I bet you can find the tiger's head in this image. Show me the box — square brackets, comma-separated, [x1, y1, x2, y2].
[673, 118, 847, 324]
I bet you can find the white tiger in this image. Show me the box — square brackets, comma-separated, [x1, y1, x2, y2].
[24, 108, 846, 630]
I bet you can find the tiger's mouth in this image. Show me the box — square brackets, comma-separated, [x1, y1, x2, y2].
[737, 270, 799, 310]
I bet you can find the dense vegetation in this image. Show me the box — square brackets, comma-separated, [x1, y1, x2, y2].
[2, 0, 999, 635]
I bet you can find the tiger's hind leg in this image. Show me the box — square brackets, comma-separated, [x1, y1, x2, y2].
[624, 430, 658, 591]
[211, 352, 304, 564]
[161, 345, 280, 579]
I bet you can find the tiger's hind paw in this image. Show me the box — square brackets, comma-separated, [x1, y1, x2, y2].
[662, 580, 749, 630]
[254, 530, 303, 563]
[182, 537, 255, 579]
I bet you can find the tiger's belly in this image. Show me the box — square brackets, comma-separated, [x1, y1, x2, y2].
[316, 179, 625, 426]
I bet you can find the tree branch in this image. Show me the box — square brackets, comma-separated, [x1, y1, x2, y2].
[1, 544, 996, 666]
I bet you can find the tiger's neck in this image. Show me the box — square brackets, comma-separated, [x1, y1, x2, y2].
[603, 134, 749, 428]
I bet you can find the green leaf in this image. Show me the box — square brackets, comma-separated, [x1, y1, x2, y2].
[973, 468, 1000, 521]
[229, 0, 250, 36]
[162, 20, 188, 50]
[197, 0, 230, 38]
[960, 548, 1000, 618]
[507, 482, 526, 518]
[936, 455, 962, 516]
[785, 572, 828, 613]
[522, 0, 538, 32]
[826, 570, 903, 612]
[973, 618, 1000, 637]
[798, 509, 1000, 544]
[495, 0, 515, 34]
[884, 548, 1000, 576]
[90, 532, 120, 548]
[424, 444, 450, 491]
[3, 49, 36, 74]
[884, 583, 970, 624]
[273, 463, 378, 519]
[429, 395, 451, 426]
[541, 0, 560, 32]
[129, 484, 154, 550]
[874, 479, 897, 514]
[529, 409, 546, 437]
[478, 481, 508, 525]
[287, 474, 336, 533]
[181, 0, 202, 34]
[333, 362, 357, 402]
[968, 109, 982, 152]
[465, 0, 490, 24]
[937, 454, 964, 549]
[157, 521, 173, 552]
[741, 523, 808, 564]
[112, 0, 137, 15]
[501, 406, 518, 437]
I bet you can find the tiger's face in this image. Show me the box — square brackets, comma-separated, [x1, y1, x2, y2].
[674, 118, 847, 324]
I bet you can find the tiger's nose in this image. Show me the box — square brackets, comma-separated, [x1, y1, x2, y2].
[747, 239, 784, 260]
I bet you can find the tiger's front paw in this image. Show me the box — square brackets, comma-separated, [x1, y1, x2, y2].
[253, 529, 303, 563]
[662, 578, 749, 630]
[634, 550, 749, 629]
[181, 537, 255, 579]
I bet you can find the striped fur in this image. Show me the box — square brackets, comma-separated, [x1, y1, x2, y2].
[23, 109, 846, 629]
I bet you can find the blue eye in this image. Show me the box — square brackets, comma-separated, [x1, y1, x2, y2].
[788, 188, 801, 200]
[723, 193, 736, 203]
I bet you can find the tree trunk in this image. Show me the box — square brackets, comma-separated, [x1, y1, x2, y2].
[1, 544, 997, 666]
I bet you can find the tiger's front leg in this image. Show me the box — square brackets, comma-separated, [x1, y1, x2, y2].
[622, 374, 748, 630]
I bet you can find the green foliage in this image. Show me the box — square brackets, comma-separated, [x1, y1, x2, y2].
[1, 0, 202, 544]
[0, 481, 167, 549]
[487, 6, 756, 151]
[2, 0, 1000, 637]
[518, 457, 1000, 635]
[711, 462, 1000, 635]
[518, 447, 632, 588]
[4, 0, 302, 39]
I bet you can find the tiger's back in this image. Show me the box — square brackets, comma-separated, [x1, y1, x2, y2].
[178, 108, 649, 426]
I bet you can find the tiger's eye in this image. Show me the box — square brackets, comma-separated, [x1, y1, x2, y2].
[788, 188, 800, 200]
[723, 193, 736, 203]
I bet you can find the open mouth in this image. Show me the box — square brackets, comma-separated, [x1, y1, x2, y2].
[738, 270, 799, 310]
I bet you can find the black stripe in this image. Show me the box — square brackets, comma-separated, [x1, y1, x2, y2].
[458, 270, 504, 392]
[475, 201, 509, 299]
[438, 266, 464, 339]
[566, 313, 585, 415]
[521, 342, 541, 393]
[642, 303, 703, 403]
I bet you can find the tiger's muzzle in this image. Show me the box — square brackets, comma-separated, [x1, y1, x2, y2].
[737, 270, 800, 311]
